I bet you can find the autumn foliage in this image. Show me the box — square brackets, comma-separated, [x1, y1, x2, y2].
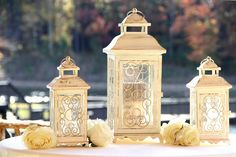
[171, 0, 219, 61]
[0, 0, 236, 81]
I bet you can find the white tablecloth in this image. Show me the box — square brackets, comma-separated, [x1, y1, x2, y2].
[1, 135, 236, 157]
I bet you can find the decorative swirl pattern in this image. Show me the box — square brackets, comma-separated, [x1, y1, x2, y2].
[122, 61, 153, 128]
[58, 94, 82, 137]
[201, 94, 224, 132]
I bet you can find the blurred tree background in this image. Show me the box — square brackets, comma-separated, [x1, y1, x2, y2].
[0, 0, 235, 85]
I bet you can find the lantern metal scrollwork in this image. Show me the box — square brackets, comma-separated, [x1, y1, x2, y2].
[47, 56, 90, 146]
[103, 8, 166, 142]
[187, 56, 232, 143]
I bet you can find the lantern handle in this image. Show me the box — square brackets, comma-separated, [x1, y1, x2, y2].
[200, 56, 214, 65]
[127, 8, 145, 18]
[60, 56, 76, 65]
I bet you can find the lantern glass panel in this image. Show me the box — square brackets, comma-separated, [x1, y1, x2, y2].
[120, 60, 154, 129]
[199, 93, 225, 133]
[57, 93, 83, 137]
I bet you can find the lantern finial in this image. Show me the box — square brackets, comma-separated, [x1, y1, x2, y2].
[59, 56, 80, 70]
[132, 8, 138, 13]
[65, 56, 71, 62]
[200, 56, 214, 65]
[126, 8, 143, 17]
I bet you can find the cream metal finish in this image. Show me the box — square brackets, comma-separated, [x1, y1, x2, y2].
[187, 56, 232, 143]
[47, 56, 90, 146]
[103, 8, 166, 142]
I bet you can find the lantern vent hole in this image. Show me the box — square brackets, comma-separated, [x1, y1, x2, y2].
[63, 70, 75, 76]
[126, 26, 143, 32]
[204, 70, 212, 75]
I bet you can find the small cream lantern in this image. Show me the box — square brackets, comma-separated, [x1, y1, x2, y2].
[187, 56, 232, 143]
[47, 56, 90, 146]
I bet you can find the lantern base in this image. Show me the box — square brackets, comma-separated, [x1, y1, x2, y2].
[56, 141, 89, 147]
[113, 133, 162, 143]
[200, 138, 230, 144]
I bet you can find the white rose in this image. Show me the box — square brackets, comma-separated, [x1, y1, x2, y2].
[23, 125, 57, 149]
[87, 119, 105, 137]
[161, 122, 183, 145]
[176, 124, 200, 146]
[89, 120, 113, 147]
[161, 119, 200, 146]
[175, 123, 191, 145]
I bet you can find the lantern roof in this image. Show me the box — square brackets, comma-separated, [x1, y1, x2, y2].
[186, 76, 232, 88]
[103, 8, 166, 55]
[103, 34, 166, 54]
[186, 56, 232, 88]
[47, 76, 90, 89]
[47, 56, 90, 89]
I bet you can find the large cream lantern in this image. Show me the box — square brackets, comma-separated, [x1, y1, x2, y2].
[187, 56, 232, 143]
[47, 56, 90, 146]
[103, 8, 166, 141]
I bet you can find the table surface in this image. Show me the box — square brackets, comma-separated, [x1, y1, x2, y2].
[1, 135, 236, 157]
